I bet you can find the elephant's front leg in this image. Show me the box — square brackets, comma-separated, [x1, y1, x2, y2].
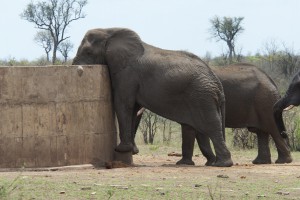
[176, 124, 196, 165]
[114, 97, 136, 153]
[131, 105, 143, 154]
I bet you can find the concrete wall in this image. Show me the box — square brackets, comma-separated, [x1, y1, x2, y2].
[0, 65, 117, 168]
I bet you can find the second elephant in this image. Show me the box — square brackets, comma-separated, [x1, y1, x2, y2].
[177, 63, 292, 165]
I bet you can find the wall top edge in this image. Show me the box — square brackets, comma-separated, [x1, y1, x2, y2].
[0, 65, 108, 68]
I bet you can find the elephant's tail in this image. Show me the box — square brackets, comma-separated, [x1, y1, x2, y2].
[221, 96, 226, 141]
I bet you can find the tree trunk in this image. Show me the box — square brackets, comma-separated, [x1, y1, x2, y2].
[143, 130, 148, 144]
[162, 119, 167, 143]
[52, 44, 57, 64]
[227, 41, 234, 63]
[168, 121, 172, 142]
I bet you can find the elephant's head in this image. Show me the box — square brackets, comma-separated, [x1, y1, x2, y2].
[273, 72, 300, 138]
[72, 28, 144, 74]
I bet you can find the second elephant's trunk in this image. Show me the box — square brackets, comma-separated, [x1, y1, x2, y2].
[273, 98, 288, 138]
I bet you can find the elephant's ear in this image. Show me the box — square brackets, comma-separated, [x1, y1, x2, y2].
[105, 28, 144, 74]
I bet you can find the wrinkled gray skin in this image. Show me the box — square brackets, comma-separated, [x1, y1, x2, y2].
[274, 70, 300, 139]
[72, 28, 233, 167]
[176, 64, 292, 165]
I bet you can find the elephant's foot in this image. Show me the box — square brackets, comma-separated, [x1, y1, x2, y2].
[205, 157, 216, 166]
[275, 156, 292, 164]
[252, 157, 272, 164]
[212, 157, 233, 167]
[115, 142, 133, 152]
[176, 158, 195, 165]
[132, 144, 139, 155]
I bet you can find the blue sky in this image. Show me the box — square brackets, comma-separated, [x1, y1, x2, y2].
[1, 0, 300, 60]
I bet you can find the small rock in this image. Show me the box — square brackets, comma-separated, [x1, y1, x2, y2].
[110, 185, 128, 189]
[257, 194, 266, 198]
[276, 191, 290, 195]
[217, 174, 229, 178]
[167, 152, 182, 157]
[91, 192, 96, 195]
[81, 187, 92, 191]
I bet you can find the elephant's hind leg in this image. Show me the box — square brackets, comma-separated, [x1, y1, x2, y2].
[196, 116, 232, 167]
[252, 130, 272, 164]
[176, 124, 216, 166]
[195, 132, 216, 166]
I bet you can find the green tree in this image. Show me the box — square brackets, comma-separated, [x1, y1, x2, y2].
[21, 0, 87, 64]
[210, 16, 244, 63]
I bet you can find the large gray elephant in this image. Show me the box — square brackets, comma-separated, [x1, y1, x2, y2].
[274, 70, 300, 138]
[72, 28, 233, 167]
[177, 63, 292, 165]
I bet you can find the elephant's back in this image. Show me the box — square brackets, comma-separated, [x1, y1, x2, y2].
[213, 63, 280, 127]
[143, 43, 223, 87]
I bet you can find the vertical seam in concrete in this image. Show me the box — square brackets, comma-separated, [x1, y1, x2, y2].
[21, 76, 24, 167]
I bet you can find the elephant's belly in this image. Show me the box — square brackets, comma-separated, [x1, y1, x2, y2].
[225, 108, 259, 129]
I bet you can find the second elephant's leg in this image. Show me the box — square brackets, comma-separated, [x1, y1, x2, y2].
[271, 132, 292, 164]
[195, 132, 216, 166]
[252, 131, 272, 164]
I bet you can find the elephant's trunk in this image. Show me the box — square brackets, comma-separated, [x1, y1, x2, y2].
[273, 97, 288, 138]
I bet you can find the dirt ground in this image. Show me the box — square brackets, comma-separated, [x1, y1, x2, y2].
[1, 150, 300, 199]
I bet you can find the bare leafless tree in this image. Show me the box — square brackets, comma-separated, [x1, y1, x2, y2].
[276, 44, 300, 78]
[262, 39, 279, 71]
[34, 31, 52, 62]
[139, 110, 159, 144]
[58, 40, 74, 63]
[21, 0, 87, 64]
